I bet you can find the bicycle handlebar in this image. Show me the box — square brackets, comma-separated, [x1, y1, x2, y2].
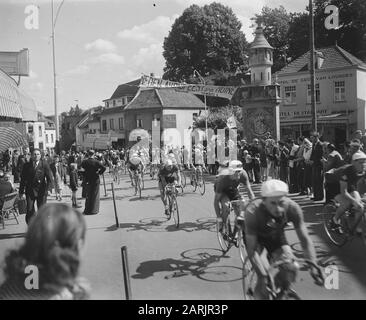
[268, 258, 325, 287]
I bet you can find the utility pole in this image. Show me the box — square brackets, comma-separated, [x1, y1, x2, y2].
[309, 0, 317, 132]
[51, 0, 65, 144]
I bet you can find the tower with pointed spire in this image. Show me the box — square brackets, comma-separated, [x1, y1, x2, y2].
[231, 24, 281, 141]
[249, 25, 274, 86]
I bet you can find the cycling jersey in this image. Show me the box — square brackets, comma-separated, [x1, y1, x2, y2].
[159, 165, 179, 184]
[340, 165, 366, 193]
[128, 160, 143, 172]
[214, 170, 249, 200]
[245, 198, 302, 256]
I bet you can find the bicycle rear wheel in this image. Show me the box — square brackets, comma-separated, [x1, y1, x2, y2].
[322, 204, 349, 247]
[171, 196, 180, 228]
[166, 194, 172, 220]
[198, 177, 205, 195]
[217, 218, 231, 253]
[242, 257, 257, 300]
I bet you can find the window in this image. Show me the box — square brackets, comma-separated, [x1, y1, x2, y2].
[28, 124, 33, 134]
[284, 86, 296, 104]
[46, 134, 49, 144]
[39, 142, 44, 150]
[39, 126, 42, 137]
[106, 101, 109, 108]
[51, 134, 54, 143]
[119, 117, 124, 130]
[137, 118, 143, 128]
[307, 83, 320, 103]
[113, 100, 116, 107]
[334, 81, 345, 102]
[102, 120, 107, 132]
[110, 119, 114, 130]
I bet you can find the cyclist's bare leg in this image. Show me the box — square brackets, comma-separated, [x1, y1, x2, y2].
[219, 196, 231, 230]
[159, 180, 168, 210]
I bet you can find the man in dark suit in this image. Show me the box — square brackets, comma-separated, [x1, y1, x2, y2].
[19, 149, 54, 224]
[309, 132, 324, 201]
[81, 150, 106, 215]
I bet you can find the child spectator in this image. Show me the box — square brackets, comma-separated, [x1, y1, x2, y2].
[69, 163, 81, 208]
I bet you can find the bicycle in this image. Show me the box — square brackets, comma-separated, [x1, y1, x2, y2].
[190, 165, 205, 195]
[322, 200, 366, 247]
[242, 257, 324, 300]
[216, 199, 247, 263]
[164, 183, 180, 228]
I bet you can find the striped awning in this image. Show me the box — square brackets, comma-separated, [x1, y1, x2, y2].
[0, 68, 37, 121]
[0, 126, 28, 153]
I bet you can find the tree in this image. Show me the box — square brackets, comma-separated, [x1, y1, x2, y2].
[313, 0, 366, 60]
[163, 2, 249, 82]
[193, 105, 243, 133]
[252, 6, 292, 73]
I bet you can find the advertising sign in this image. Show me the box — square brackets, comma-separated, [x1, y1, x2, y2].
[0, 49, 29, 76]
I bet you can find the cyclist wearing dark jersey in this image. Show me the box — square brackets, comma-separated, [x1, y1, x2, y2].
[245, 179, 319, 300]
[214, 160, 255, 231]
[158, 159, 182, 215]
[330, 151, 366, 233]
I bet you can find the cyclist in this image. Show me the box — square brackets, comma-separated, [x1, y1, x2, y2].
[329, 151, 366, 233]
[244, 179, 321, 300]
[158, 159, 182, 216]
[214, 160, 255, 234]
[191, 144, 206, 185]
[128, 153, 144, 194]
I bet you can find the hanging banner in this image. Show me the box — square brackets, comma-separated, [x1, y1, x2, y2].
[139, 74, 237, 100]
[139, 74, 184, 88]
[175, 84, 237, 100]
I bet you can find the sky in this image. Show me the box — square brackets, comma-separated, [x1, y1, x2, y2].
[0, 0, 308, 116]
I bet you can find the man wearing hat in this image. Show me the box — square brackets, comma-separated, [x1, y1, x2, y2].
[244, 179, 321, 299]
[81, 150, 106, 215]
[329, 151, 366, 233]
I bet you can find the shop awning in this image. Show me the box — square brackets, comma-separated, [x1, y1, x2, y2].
[0, 68, 37, 121]
[0, 126, 28, 153]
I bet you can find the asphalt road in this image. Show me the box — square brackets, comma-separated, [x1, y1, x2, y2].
[1, 170, 366, 300]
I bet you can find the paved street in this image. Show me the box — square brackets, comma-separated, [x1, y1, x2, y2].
[1, 171, 366, 300]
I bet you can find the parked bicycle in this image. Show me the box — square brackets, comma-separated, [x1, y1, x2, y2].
[164, 182, 181, 228]
[322, 200, 366, 247]
[242, 257, 324, 300]
[216, 199, 247, 263]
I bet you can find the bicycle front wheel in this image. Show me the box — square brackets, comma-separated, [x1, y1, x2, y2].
[238, 229, 247, 264]
[217, 218, 231, 253]
[181, 171, 187, 188]
[198, 177, 205, 195]
[171, 196, 180, 228]
[322, 204, 349, 247]
[242, 257, 257, 300]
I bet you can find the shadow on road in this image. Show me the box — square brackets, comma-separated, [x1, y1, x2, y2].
[132, 247, 241, 282]
[0, 232, 26, 241]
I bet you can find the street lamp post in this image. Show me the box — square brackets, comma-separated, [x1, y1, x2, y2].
[193, 70, 208, 138]
[51, 0, 65, 143]
[309, 0, 317, 132]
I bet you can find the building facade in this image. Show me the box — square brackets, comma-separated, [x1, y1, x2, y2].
[276, 45, 366, 146]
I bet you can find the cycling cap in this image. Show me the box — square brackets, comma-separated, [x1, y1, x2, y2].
[228, 160, 243, 172]
[261, 179, 289, 197]
[130, 157, 141, 165]
[352, 151, 366, 161]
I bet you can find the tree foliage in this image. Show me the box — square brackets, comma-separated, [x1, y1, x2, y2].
[193, 105, 243, 133]
[163, 2, 249, 82]
[252, 6, 292, 73]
